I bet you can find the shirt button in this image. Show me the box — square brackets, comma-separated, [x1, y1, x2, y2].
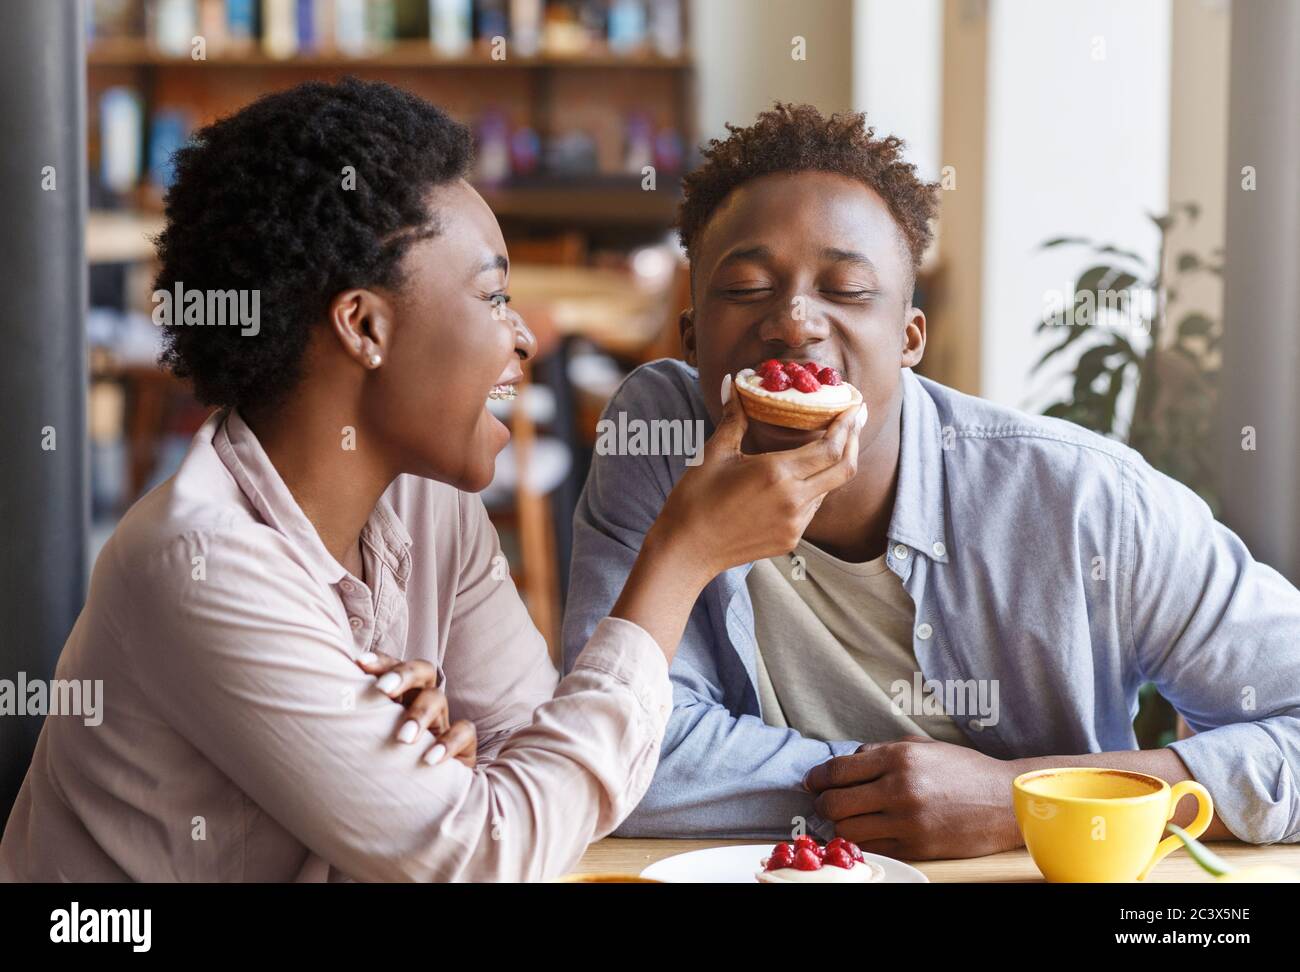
[349, 616, 363, 631]
[916, 622, 933, 640]
[892, 543, 909, 560]
[932, 541, 947, 558]
[340, 580, 355, 594]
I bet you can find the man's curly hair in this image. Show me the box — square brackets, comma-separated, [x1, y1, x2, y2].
[678, 103, 939, 283]
[153, 77, 473, 410]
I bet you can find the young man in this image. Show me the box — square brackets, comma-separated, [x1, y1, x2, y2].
[561, 103, 1300, 858]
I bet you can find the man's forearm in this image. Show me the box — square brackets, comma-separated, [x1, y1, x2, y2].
[1008, 748, 1235, 840]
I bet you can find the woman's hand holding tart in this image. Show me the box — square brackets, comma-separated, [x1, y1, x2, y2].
[734, 359, 865, 431]
[613, 377, 866, 655]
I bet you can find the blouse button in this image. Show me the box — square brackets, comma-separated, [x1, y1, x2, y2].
[349, 616, 363, 631]
[340, 580, 355, 594]
[916, 622, 933, 640]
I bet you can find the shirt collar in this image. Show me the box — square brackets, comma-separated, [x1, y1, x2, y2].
[887, 367, 950, 562]
[213, 408, 412, 589]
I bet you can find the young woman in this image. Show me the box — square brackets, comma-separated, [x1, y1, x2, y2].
[0, 80, 862, 881]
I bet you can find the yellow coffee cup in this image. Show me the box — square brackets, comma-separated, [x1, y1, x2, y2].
[1012, 767, 1213, 882]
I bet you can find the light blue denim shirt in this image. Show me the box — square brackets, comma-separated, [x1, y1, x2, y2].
[562, 359, 1300, 844]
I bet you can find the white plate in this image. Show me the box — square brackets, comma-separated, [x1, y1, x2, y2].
[640, 844, 929, 884]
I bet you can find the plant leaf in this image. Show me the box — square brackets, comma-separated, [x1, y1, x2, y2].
[1094, 243, 1148, 268]
[1031, 325, 1093, 371]
[1177, 313, 1215, 340]
[1167, 823, 1231, 877]
[1148, 211, 1174, 232]
[1108, 333, 1143, 365]
[1040, 235, 1091, 249]
[1074, 344, 1121, 398]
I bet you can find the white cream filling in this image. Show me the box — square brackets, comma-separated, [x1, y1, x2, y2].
[736, 368, 855, 407]
[755, 860, 884, 883]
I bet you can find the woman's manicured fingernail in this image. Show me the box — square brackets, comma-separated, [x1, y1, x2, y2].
[856, 405, 868, 429]
[720, 373, 732, 405]
[397, 720, 419, 744]
[423, 744, 447, 766]
[375, 672, 401, 694]
[358, 652, 379, 666]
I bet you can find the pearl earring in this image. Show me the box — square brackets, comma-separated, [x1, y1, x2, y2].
[368, 353, 382, 368]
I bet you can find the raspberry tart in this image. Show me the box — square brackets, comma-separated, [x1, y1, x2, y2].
[756, 836, 885, 884]
[734, 360, 863, 431]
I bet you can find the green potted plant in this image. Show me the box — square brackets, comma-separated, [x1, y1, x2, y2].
[1031, 203, 1223, 513]
[1031, 204, 1224, 747]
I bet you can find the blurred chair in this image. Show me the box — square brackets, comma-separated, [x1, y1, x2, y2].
[633, 256, 692, 366]
[480, 364, 572, 664]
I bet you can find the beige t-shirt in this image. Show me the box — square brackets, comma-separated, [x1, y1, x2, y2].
[747, 539, 970, 747]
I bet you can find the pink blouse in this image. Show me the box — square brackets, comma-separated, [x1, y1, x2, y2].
[0, 409, 671, 881]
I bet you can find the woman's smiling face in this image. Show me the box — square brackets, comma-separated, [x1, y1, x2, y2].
[367, 179, 536, 491]
[682, 170, 926, 456]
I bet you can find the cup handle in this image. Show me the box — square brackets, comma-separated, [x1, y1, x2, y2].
[1138, 780, 1214, 881]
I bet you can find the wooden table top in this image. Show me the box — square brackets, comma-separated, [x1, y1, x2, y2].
[574, 837, 1300, 883]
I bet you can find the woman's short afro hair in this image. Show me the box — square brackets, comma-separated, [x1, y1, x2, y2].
[677, 102, 940, 279]
[153, 77, 473, 410]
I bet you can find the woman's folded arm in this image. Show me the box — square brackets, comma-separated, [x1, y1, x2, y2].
[129, 525, 670, 882]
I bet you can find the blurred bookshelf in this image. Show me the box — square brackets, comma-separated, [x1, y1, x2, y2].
[84, 1, 693, 555]
[87, 36, 691, 68]
[87, 0, 694, 238]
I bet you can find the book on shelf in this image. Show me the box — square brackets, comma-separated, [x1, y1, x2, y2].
[262, 0, 298, 57]
[226, 0, 256, 48]
[148, 110, 192, 189]
[88, 0, 143, 41]
[430, 0, 472, 55]
[510, 0, 542, 56]
[198, 0, 229, 47]
[88, 0, 687, 62]
[151, 0, 198, 55]
[99, 88, 144, 195]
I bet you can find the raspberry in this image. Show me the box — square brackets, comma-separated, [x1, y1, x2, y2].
[793, 836, 824, 859]
[792, 847, 823, 871]
[765, 843, 795, 871]
[757, 358, 784, 377]
[791, 370, 821, 393]
[824, 846, 855, 870]
[826, 837, 852, 854]
[804, 361, 820, 373]
[782, 360, 805, 376]
[849, 843, 865, 863]
[760, 370, 792, 392]
[818, 366, 843, 386]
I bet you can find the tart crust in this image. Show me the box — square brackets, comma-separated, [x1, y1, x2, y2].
[735, 376, 863, 430]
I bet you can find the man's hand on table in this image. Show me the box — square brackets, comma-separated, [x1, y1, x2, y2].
[803, 736, 1024, 860]
[804, 734, 1236, 859]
